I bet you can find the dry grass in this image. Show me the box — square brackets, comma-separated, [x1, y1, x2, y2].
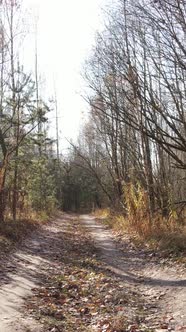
[99, 211, 186, 254]
[94, 208, 111, 219]
[0, 218, 37, 241]
[0, 210, 51, 255]
[105, 210, 186, 254]
[95, 183, 186, 255]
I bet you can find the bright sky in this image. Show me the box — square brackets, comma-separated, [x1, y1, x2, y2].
[22, 0, 106, 153]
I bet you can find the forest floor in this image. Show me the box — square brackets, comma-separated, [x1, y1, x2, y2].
[0, 213, 185, 332]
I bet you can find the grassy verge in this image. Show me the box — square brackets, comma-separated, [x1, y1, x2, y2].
[94, 209, 186, 258]
[0, 211, 51, 256]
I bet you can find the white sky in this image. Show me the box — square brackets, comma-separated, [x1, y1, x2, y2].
[22, 0, 106, 153]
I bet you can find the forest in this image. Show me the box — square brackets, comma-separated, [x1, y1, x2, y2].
[0, 0, 185, 246]
[62, 0, 186, 246]
[0, 1, 185, 331]
[0, 0, 62, 226]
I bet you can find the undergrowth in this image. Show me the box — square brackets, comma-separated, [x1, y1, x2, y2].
[94, 183, 186, 255]
[0, 210, 52, 255]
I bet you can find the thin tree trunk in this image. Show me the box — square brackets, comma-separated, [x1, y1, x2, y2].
[0, 155, 8, 222]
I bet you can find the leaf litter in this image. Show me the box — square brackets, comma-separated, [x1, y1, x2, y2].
[26, 216, 156, 332]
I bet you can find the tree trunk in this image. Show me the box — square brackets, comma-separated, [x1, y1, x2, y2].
[12, 148, 18, 221]
[0, 155, 8, 222]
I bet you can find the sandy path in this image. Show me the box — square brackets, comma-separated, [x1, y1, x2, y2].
[81, 215, 186, 330]
[0, 214, 185, 331]
[0, 252, 43, 331]
[0, 216, 69, 332]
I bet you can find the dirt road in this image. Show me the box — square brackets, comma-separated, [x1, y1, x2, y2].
[0, 214, 185, 331]
[81, 215, 186, 330]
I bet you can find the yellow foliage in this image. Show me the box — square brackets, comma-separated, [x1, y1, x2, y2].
[94, 208, 111, 219]
[124, 182, 150, 234]
[96, 183, 186, 253]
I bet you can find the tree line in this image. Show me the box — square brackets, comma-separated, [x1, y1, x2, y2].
[0, 0, 62, 222]
[0, 0, 185, 226]
[63, 0, 186, 223]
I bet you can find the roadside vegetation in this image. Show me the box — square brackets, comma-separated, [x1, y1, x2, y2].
[0, 1, 185, 331]
[0, 1, 61, 252]
[95, 208, 186, 257]
[0, 0, 185, 257]
[61, 0, 186, 255]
